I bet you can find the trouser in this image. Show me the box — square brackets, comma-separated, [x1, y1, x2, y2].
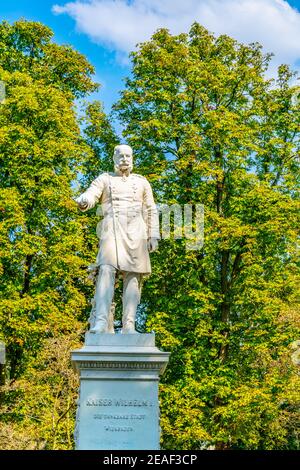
[93, 264, 142, 332]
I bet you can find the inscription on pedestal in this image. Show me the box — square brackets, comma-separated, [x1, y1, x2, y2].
[78, 381, 159, 449]
[88, 398, 151, 435]
[72, 334, 170, 450]
[87, 398, 153, 407]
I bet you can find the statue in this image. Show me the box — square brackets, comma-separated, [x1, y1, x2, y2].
[76, 144, 160, 334]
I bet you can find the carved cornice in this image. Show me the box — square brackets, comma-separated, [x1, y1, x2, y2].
[77, 361, 164, 370]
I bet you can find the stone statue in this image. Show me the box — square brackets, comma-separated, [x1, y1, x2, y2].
[76, 144, 160, 334]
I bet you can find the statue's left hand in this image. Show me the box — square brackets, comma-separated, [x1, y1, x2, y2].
[147, 237, 159, 252]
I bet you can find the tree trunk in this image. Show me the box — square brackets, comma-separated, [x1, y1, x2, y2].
[21, 254, 33, 296]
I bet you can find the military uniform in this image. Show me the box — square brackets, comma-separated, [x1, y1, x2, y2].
[77, 171, 159, 332]
[80, 172, 159, 272]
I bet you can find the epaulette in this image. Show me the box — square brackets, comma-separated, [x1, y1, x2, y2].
[132, 173, 147, 179]
[97, 172, 113, 181]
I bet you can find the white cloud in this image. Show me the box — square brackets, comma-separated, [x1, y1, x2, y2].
[52, 0, 300, 73]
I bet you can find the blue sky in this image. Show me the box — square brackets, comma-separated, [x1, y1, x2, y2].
[0, 0, 127, 112]
[0, 0, 300, 114]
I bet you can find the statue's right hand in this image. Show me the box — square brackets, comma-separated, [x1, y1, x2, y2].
[75, 196, 88, 210]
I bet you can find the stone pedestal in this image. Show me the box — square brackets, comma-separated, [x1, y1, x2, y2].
[71, 333, 170, 450]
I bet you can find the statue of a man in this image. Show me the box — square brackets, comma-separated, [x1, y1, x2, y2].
[76, 144, 160, 334]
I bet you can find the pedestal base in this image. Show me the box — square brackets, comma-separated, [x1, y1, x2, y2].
[72, 333, 169, 450]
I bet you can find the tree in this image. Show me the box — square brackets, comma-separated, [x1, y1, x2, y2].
[113, 24, 300, 449]
[0, 333, 81, 449]
[1, 19, 299, 451]
[0, 20, 114, 448]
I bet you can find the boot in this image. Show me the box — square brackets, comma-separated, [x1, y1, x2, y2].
[121, 272, 140, 334]
[107, 303, 115, 334]
[90, 265, 116, 334]
[121, 310, 137, 334]
[90, 319, 108, 333]
[121, 322, 136, 334]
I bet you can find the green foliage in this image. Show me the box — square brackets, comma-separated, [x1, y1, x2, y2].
[0, 20, 109, 449]
[0, 333, 81, 449]
[0, 20, 98, 98]
[1, 19, 299, 450]
[82, 101, 119, 179]
[113, 24, 300, 449]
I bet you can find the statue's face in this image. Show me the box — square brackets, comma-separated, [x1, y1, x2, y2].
[114, 145, 133, 172]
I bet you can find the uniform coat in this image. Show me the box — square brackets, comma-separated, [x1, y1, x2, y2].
[79, 172, 160, 274]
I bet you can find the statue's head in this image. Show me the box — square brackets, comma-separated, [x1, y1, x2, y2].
[113, 144, 133, 174]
